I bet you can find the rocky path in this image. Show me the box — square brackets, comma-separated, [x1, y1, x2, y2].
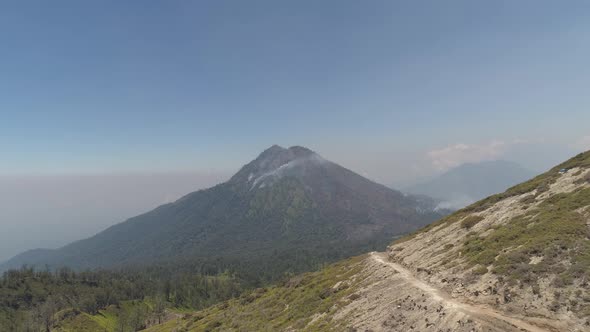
[370, 252, 554, 332]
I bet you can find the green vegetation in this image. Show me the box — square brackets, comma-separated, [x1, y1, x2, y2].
[3, 151, 588, 331]
[463, 187, 590, 288]
[0, 266, 242, 332]
[52, 301, 151, 332]
[0, 174, 405, 330]
[143, 255, 367, 332]
[0, 146, 449, 331]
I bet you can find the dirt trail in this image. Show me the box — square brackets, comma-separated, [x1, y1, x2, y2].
[370, 252, 552, 332]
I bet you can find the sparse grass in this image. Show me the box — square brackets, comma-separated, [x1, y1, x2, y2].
[156, 255, 368, 332]
[463, 187, 590, 288]
[54, 300, 152, 332]
[52, 312, 105, 332]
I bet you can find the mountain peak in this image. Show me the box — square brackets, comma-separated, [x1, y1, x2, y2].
[261, 144, 286, 154]
[287, 145, 315, 156]
[257, 145, 316, 161]
[230, 145, 323, 187]
[0, 144, 445, 274]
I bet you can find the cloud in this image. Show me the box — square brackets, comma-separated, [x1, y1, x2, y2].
[427, 140, 507, 171]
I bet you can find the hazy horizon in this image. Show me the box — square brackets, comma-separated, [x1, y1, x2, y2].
[0, 148, 581, 262]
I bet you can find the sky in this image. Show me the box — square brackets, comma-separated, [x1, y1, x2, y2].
[1, 1, 590, 261]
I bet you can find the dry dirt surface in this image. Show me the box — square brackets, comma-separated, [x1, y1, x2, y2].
[333, 252, 568, 332]
[369, 252, 554, 332]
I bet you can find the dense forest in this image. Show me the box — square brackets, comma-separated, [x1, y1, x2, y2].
[0, 264, 242, 332]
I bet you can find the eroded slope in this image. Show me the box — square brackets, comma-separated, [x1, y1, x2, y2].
[386, 152, 590, 331]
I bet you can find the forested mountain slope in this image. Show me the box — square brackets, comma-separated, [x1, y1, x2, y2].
[1, 146, 444, 282]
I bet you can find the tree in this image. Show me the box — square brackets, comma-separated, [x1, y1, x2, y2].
[115, 309, 129, 332]
[36, 296, 58, 332]
[21, 311, 39, 332]
[164, 279, 172, 302]
[153, 296, 166, 325]
[128, 305, 147, 331]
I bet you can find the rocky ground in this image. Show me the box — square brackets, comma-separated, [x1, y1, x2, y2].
[332, 252, 562, 332]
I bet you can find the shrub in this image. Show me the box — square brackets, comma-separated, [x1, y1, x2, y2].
[318, 288, 333, 299]
[519, 195, 536, 205]
[574, 172, 590, 185]
[532, 284, 541, 295]
[536, 181, 551, 194]
[461, 215, 484, 229]
[348, 293, 361, 301]
[204, 320, 222, 331]
[553, 274, 573, 288]
[549, 300, 561, 312]
[473, 266, 488, 275]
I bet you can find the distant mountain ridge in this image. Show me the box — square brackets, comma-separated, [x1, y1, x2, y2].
[1, 145, 446, 275]
[405, 160, 535, 210]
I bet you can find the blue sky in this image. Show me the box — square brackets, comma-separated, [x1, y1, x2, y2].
[2, 1, 589, 178]
[1, 1, 590, 259]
